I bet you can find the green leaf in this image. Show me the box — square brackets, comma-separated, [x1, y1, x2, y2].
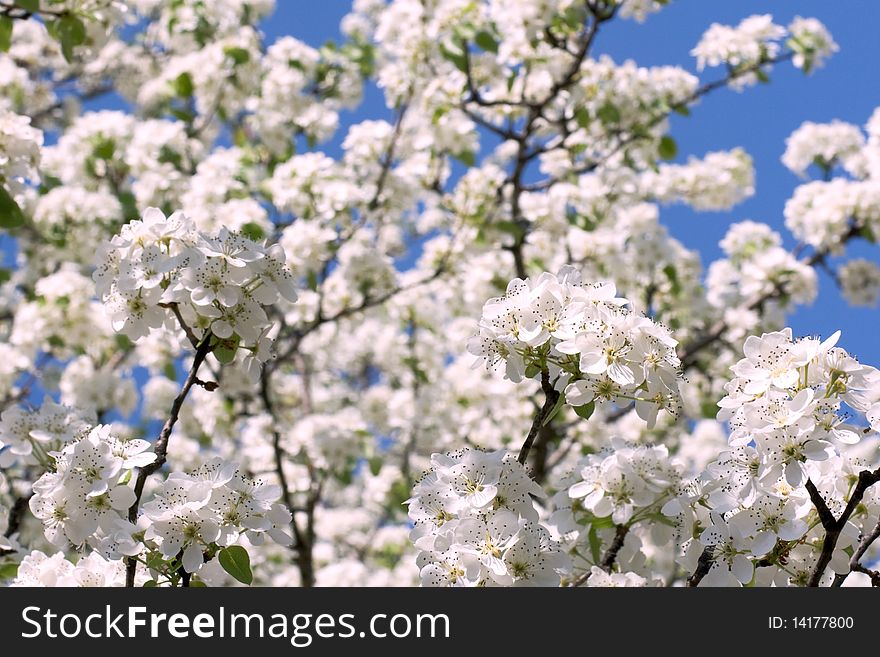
[223, 46, 250, 65]
[596, 102, 620, 125]
[0, 186, 25, 228]
[439, 41, 468, 73]
[214, 344, 238, 364]
[170, 108, 196, 123]
[755, 68, 770, 84]
[672, 104, 690, 117]
[573, 400, 595, 420]
[452, 150, 476, 167]
[587, 525, 602, 564]
[542, 394, 566, 427]
[663, 264, 682, 295]
[494, 220, 526, 240]
[0, 17, 13, 53]
[92, 137, 115, 160]
[474, 30, 498, 54]
[173, 72, 194, 97]
[240, 222, 265, 242]
[0, 268, 10, 284]
[142, 580, 158, 588]
[54, 16, 87, 62]
[590, 515, 615, 530]
[218, 546, 253, 585]
[14, 0, 40, 11]
[189, 580, 208, 587]
[306, 269, 318, 291]
[0, 562, 19, 579]
[575, 107, 591, 129]
[524, 363, 541, 379]
[658, 135, 677, 161]
[368, 456, 383, 476]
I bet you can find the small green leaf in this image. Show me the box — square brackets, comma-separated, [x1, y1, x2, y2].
[223, 46, 250, 65]
[14, 0, 40, 11]
[0, 187, 25, 228]
[542, 394, 566, 427]
[142, 580, 158, 588]
[240, 222, 265, 242]
[573, 400, 595, 420]
[0, 17, 13, 53]
[439, 41, 468, 73]
[474, 30, 498, 54]
[672, 104, 690, 117]
[658, 135, 677, 161]
[494, 220, 526, 240]
[54, 16, 87, 62]
[368, 456, 383, 477]
[596, 102, 620, 125]
[306, 270, 318, 292]
[587, 525, 602, 564]
[170, 108, 196, 123]
[214, 344, 237, 364]
[0, 268, 10, 284]
[92, 137, 115, 160]
[188, 580, 208, 588]
[218, 546, 253, 585]
[173, 72, 194, 97]
[524, 363, 541, 379]
[0, 562, 19, 579]
[755, 68, 770, 84]
[452, 150, 476, 167]
[575, 107, 591, 129]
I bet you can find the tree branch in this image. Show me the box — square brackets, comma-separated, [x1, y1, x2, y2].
[124, 337, 213, 587]
[806, 469, 880, 587]
[687, 546, 715, 587]
[518, 370, 560, 465]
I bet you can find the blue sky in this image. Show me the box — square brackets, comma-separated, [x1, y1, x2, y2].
[267, 1, 880, 363]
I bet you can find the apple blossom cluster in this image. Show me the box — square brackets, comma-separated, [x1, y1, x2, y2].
[692, 15, 835, 87]
[20, 412, 292, 583]
[0, 400, 95, 466]
[662, 329, 880, 586]
[93, 207, 297, 371]
[543, 439, 683, 585]
[140, 457, 293, 575]
[468, 267, 682, 428]
[782, 109, 880, 252]
[838, 259, 880, 308]
[29, 424, 154, 549]
[567, 439, 683, 526]
[782, 120, 865, 178]
[407, 448, 568, 586]
[0, 109, 43, 196]
[706, 221, 817, 335]
[12, 550, 128, 587]
[644, 148, 755, 211]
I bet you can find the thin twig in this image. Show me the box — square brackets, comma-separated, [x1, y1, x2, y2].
[124, 337, 213, 586]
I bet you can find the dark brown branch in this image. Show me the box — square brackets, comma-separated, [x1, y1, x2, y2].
[518, 369, 560, 465]
[259, 367, 313, 587]
[806, 469, 880, 587]
[125, 337, 213, 586]
[571, 523, 631, 586]
[687, 546, 715, 587]
[832, 516, 880, 587]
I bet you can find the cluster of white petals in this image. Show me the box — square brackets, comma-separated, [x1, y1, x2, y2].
[407, 448, 568, 586]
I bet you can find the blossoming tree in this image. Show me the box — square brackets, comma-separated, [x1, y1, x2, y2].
[0, 0, 878, 588]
